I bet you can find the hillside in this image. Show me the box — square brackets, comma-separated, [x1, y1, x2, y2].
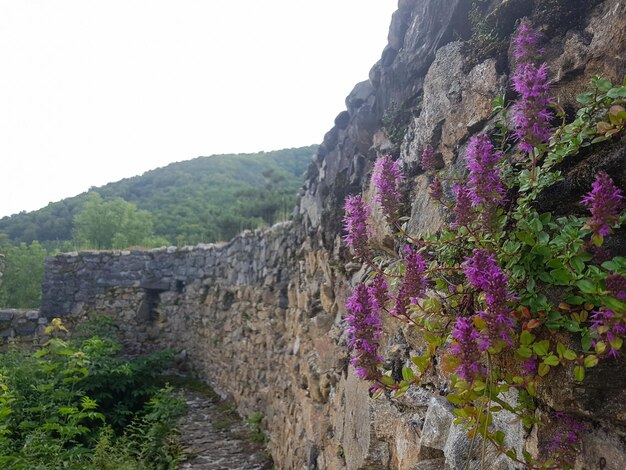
[0, 146, 315, 246]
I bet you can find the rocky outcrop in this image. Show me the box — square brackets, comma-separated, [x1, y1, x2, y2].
[34, 0, 626, 468]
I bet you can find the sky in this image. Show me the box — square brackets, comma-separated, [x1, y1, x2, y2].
[0, 0, 397, 218]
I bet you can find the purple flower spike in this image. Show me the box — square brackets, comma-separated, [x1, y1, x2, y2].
[345, 283, 383, 381]
[513, 19, 542, 63]
[343, 194, 370, 258]
[451, 183, 474, 228]
[450, 316, 485, 381]
[393, 245, 429, 317]
[466, 134, 505, 208]
[372, 155, 404, 223]
[429, 176, 443, 201]
[463, 249, 515, 346]
[510, 20, 554, 154]
[420, 144, 436, 173]
[582, 171, 624, 238]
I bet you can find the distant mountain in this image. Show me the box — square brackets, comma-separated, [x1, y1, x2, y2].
[0, 146, 316, 247]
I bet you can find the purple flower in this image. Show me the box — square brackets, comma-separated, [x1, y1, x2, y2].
[512, 19, 541, 63]
[451, 183, 474, 228]
[370, 273, 390, 312]
[392, 245, 429, 317]
[465, 134, 505, 207]
[345, 283, 383, 381]
[372, 155, 404, 222]
[463, 249, 515, 346]
[511, 63, 553, 153]
[343, 194, 370, 258]
[606, 274, 626, 300]
[420, 144, 436, 173]
[450, 316, 485, 381]
[582, 171, 624, 238]
[547, 412, 585, 467]
[429, 176, 443, 201]
[510, 20, 553, 154]
[522, 356, 538, 377]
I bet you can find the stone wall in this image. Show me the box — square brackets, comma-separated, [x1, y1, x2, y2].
[0, 309, 48, 342]
[38, 0, 626, 468]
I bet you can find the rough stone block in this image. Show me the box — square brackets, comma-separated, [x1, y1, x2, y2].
[0, 310, 15, 322]
[420, 396, 454, 451]
[14, 322, 37, 336]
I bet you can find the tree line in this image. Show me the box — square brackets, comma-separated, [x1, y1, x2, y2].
[0, 146, 315, 307]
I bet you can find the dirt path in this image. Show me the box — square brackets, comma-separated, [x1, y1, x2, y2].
[177, 389, 273, 470]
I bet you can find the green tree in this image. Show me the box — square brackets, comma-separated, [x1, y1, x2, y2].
[0, 241, 48, 308]
[72, 193, 164, 249]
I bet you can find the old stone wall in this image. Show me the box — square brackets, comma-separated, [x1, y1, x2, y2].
[37, 0, 626, 468]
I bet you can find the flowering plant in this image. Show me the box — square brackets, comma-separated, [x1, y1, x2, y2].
[342, 20, 626, 470]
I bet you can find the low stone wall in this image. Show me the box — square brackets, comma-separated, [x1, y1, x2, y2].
[0, 308, 48, 342]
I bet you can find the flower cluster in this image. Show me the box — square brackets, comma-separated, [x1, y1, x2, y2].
[345, 283, 384, 380]
[512, 19, 541, 63]
[450, 316, 486, 382]
[393, 245, 429, 318]
[343, 194, 370, 258]
[606, 274, 626, 300]
[590, 309, 626, 358]
[510, 20, 553, 153]
[420, 144, 436, 173]
[582, 171, 624, 238]
[463, 249, 515, 347]
[547, 412, 586, 467]
[429, 176, 443, 201]
[451, 183, 474, 228]
[372, 155, 404, 223]
[466, 134, 505, 208]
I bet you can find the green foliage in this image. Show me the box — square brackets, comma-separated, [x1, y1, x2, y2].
[0, 319, 185, 469]
[72, 193, 162, 250]
[0, 240, 49, 308]
[246, 411, 269, 444]
[0, 146, 315, 248]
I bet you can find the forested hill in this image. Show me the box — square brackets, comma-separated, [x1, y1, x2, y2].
[0, 146, 316, 247]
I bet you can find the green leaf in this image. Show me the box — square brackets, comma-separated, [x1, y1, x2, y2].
[533, 340, 550, 356]
[570, 256, 585, 273]
[544, 355, 560, 366]
[402, 366, 415, 382]
[563, 349, 577, 361]
[520, 330, 535, 346]
[577, 279, 597, 294]
[411, 355, 429, 373]
[604, 297, 626, 312]
[584, 355, 599, 368]
[447, 393, 463, 405]
[592, 76, 613, 92]
[516, 346, 533, 358]
[576, 92, 594, 105]
[380, 375, 395, 386]
[607, 86, 626, 99]
[551, 268, 574, 285]
[538, 363, 550, 377]
[610, 337, 623, 351]
[493, 430, 505, 446]
[574, 365, 585, 382]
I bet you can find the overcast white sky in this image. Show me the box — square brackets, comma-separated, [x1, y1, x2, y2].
[0, 0, 396, 218]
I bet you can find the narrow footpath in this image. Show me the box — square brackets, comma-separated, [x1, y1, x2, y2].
[177, 389, 273, 470]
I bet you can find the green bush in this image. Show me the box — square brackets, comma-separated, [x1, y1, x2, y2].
[0, 319, 186, 469]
